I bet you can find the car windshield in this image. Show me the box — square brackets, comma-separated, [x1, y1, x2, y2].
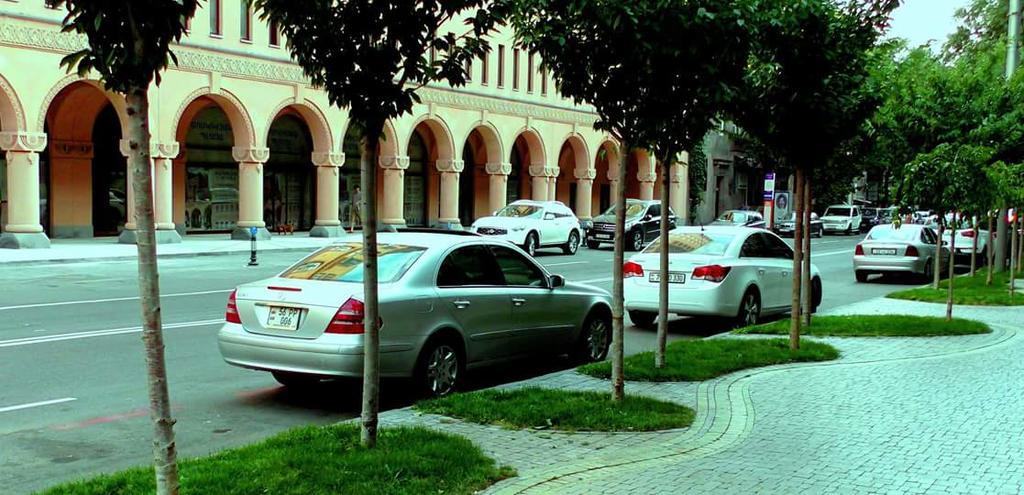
[867, 226, 918, 242]
[280, 243, 426, 283]
[825, 208, 853, 217]
[601, 203, 648, 218]
[715, 211, 748, 224]
[496, 204, 542, 218]
[862, 209, 877, 218]
[643, 232, 734, 256]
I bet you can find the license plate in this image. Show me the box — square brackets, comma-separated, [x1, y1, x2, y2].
[872, 248, 897, 255]
[596, 234, 612, 240]
[957, 248, 971, 254]
[650, 272, 685, 283]
[267, 306, 301, 330]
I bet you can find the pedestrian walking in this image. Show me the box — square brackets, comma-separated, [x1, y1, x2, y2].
[349, 186, 362, 233]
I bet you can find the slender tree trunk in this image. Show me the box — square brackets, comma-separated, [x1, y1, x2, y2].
[125, 87, 179, 495]
[611, 142, 629, 401]
[946, 213, 956, 321]
[996, 206, 1008, 272]
[1017, 216, 1023, 275]
[1011, 213, 1019, 299]
[801, 172, 812, 327]
[360, 125, 381, 448]
[655, 154, 672, 369]
[987, 213, 995, 285]
[933, 211, 944, 290]
[790, 167, 804, 351]
[970, 219, 978, 277]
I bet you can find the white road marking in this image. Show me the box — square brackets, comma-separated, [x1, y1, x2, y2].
[0, 319, 223, 348]
[0, 289, 233, 312]
[0, 397, 77, 413]
[812, 250, 854, 258]
[544, 261, 589, 267]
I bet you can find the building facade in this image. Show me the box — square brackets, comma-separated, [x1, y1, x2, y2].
[0, 1, 689, 248]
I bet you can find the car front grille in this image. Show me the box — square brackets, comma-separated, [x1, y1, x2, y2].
[594, 223, 615, 232]
[477, 227, 508, 235]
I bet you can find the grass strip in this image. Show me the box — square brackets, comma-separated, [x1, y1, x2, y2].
[416, 387, 694, 432]
[578, 338, 838, 382]
[887, 270, 1024, 306]
[40, 425, 513, 495]
[736, 315, 991, 337]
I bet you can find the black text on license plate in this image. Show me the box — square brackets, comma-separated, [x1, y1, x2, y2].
[267, 306, 301, 330]
[872, 248, 897, 255]
[650, 272, 685, 283]
[596, 234, 612, 239]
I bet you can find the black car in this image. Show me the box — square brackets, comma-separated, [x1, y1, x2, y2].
[710, 210, 766, 229]
[587, 199, 676, 251]
[774, 212, 823, 238]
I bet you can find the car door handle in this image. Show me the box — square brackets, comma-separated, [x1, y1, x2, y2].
[512, 298, 526, 307]
[452, 300, 471, 309]
[758, 269, 766, 276]
[781, 271, 790, 277]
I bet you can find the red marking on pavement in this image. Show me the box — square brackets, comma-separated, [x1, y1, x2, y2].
[235, 385, 281, 401]
[50, 405, 182, 431]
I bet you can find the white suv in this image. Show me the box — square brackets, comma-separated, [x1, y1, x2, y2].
[821, 204, 862, 235]
[470, 200, 583, 256]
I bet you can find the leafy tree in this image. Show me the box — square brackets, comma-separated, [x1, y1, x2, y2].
[48, 1, 199, 493]
[989, 161, 1024, 293]
[255, 0, 498, 447]
[732, 0, 898, 349]
[688, 144, 708, 224]
[505, 0, 755, 390]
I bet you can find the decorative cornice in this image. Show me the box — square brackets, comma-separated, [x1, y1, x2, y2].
[637, 172, 657, 183]
[574, 168, 597, 181]
[50, 139, 93, 159]
[528, 164, 557, 178]
[379, 155, 410, 170]
[436, 159, 464, 173]
[485, 161, 512, 176]
[119, 139, 178, 159]
[545, 166, 560, 178]
[312, 151, 344, 167]
[232, 146, 270, 163]
[0, 131, 47, 153]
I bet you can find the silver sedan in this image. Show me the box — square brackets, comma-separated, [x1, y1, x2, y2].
[218, 231, 612, 397]
[854, 224, 949, 282]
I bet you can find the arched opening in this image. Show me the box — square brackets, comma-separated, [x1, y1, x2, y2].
[178, 103, 238, 233]
[265, 113, 315, 231]
[405, 130, 429, 226]
[508, 137, 527, 202]
[340, 123, 394, 229]
[509, 131, 544, 201]
[460, 142, 477, 225]
[41, 81, 125, 238]
[592, 141, 616, 217]
[625, 149, 652, 199]
[555, 136, 588, 214]
[461, 129, 494, 223]
[411, 120, 455, 226]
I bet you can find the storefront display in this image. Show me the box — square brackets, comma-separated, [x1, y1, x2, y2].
[405, 132, 427, 226]
[185, 107, 238, 233]
[264, 115, 314, 231]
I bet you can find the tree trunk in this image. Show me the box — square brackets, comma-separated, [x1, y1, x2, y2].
[996, 206, 1008, 272]
[611, 142, 629, 401]
[933, 211, 944, 290]
[789, 167, 804, 351]
[1011, 213, 1019, 299]
[360, 125, 382, 448]
[801, 172, 812, 327]
[1017, 216, 1023, 275]
[970, 219, 978, 277]
[125, 87, 179, 495]
[655, 154, 672, 369]
[987, 213, 994, 285]
[946, 213, 956, 321]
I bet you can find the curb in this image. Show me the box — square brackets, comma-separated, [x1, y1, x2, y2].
[0, 246, 321, 266]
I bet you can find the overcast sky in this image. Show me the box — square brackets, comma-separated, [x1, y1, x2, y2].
[886, 0, 972, 49]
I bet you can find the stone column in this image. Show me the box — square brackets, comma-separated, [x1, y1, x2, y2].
[608, 167, 620, 206]
[0, 131, 49, 249]
[529, 164, 548, 201]
[670, 162, 688, 225]
[437, 159, 463, 228]
[546, 167, 558, 202]
[574, 168, 596, 221]
[231, 146, 271, 240]
[117, 140, 183, 245]
[380, 154, 410, 226]
[310, 151, 345, 237]
[486, 161, 511, 214]
[638, 169, 656, 200]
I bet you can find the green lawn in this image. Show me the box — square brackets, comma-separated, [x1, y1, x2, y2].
[735, 315, 991, 337]
[40, 425, 513, 495]
[887, 270, 1024, 306]
[416, 387, 694, 432]
[577, 338, 839, 382]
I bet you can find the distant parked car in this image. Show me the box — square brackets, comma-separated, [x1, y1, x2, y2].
[218, 231, 613, 397]
[821, 205, 862, 235]
[470, 200, 583, 257]
[774, 212, 823, 238]
[710, 210, 766, 229]
[624, 226, 821, 328]
[854, 224, 949, 282]
[586, 199, 677, 251]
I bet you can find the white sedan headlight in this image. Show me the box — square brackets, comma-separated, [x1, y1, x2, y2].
[511, 226, 526, 232]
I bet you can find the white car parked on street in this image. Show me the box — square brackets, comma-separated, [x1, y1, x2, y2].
[821, 205, 863, 235]
[470, 200, 583, 257]
[624, 226, 821, 328]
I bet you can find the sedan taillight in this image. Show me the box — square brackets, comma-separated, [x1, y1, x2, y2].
[905, 245, 919, 257]
[961, 229, 975, 238]
[855, 244, 864, 256]
[326, 297, 366, 334]
[226, 290, 241, 324]
[692, 265, 731, 283]
[623, 261, 645, 278]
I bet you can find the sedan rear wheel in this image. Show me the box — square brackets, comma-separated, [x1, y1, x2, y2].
[417, 341, 462, 398]
[735, 290, 760, 328]
[923, 258, 934, 283]
[573, 312, 611, 363]
[630, 229, 645, 251]
[855, 270, 869, 283]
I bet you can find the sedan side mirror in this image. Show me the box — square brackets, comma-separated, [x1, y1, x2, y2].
[548, 274, 566, 289]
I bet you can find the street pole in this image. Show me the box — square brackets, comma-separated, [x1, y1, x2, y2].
[997, 0, 1021, 272]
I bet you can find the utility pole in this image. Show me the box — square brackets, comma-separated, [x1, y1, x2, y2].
[997, 0, 1021, 272]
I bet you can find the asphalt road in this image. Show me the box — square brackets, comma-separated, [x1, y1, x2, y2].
[0, 231, 899, 493]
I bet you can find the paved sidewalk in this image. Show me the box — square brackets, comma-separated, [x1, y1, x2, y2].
[0, 232, 353, 264]
[375, 298, 1024, 494]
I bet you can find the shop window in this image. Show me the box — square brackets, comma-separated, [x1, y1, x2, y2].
[341, 126, 363, 230]
[185, 107, 238, 233]
[264, 115, 315, 231]
[405, 131, 428, 226]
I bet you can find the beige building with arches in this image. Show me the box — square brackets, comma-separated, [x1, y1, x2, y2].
[0, 1, 688, 249]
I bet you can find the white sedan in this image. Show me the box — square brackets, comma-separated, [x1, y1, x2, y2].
[624, 226, 821, 327]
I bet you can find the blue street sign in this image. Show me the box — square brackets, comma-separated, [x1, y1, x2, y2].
[765, 172, 775, 180]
